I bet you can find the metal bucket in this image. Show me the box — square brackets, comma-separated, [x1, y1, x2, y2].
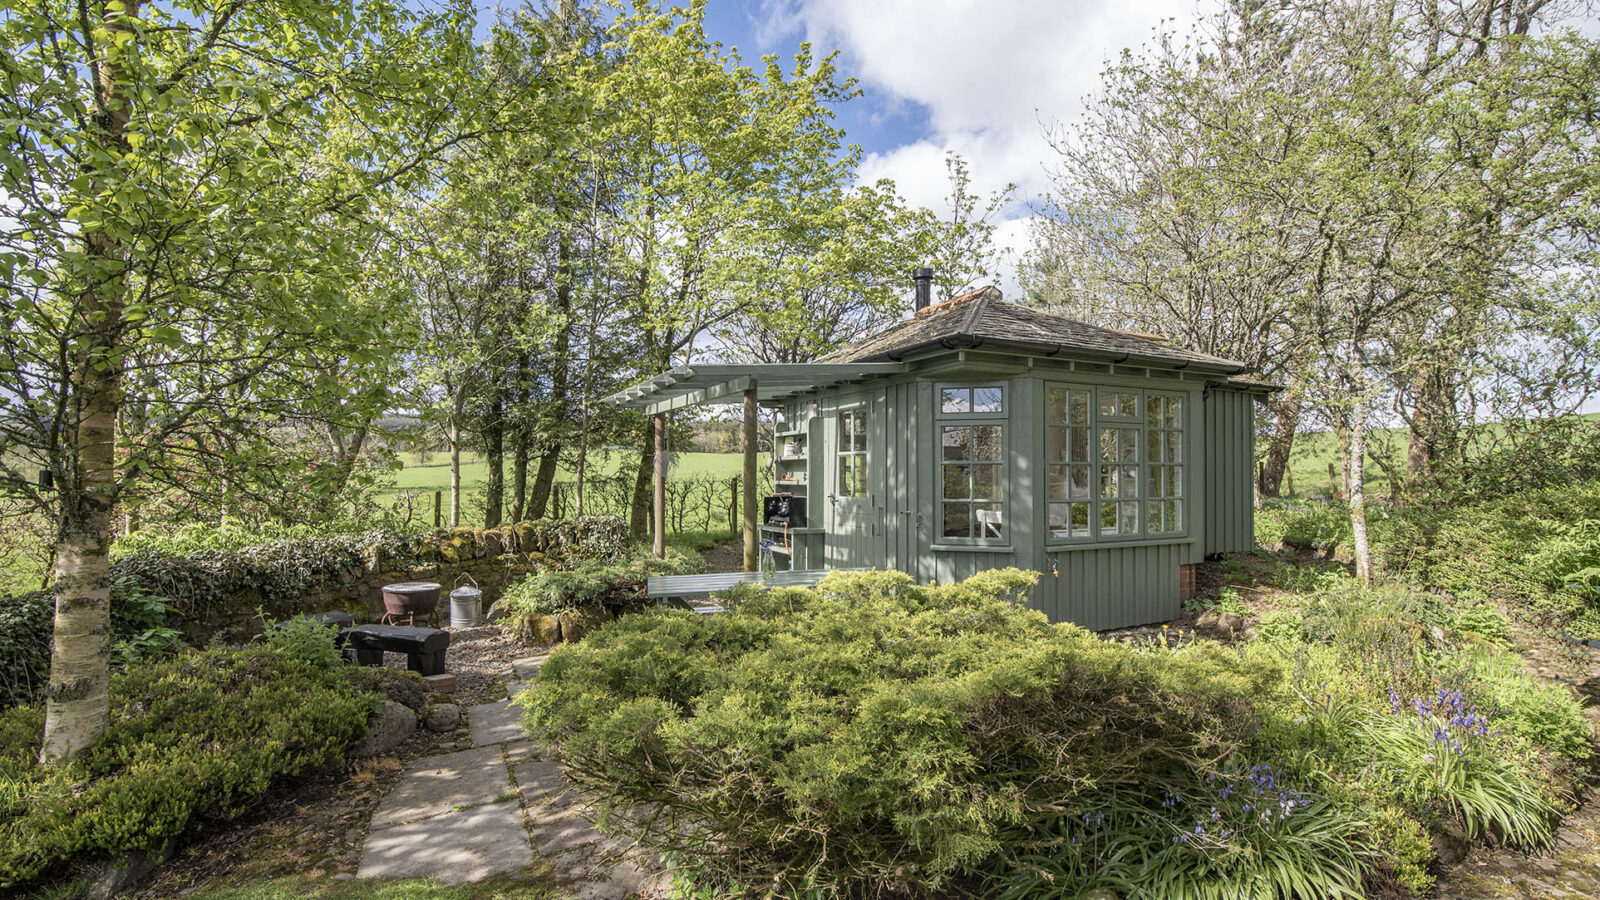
[449, 573, 483, 628]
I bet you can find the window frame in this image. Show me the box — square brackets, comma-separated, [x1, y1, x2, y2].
[1043, 381, 1190, 546]
[836, 406, 869, 498]
[935, 382, 1008, 545]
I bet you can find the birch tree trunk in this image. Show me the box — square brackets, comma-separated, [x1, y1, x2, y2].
[41, 0, 140, 761]
[1347, 344, 1372, 585]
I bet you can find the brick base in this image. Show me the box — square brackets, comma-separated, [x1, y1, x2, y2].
[1179, 564, 1197, 604]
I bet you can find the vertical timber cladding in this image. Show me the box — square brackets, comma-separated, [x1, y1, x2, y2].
[1041, 544, 1185, 630]
[1203, 388, 1257, 556]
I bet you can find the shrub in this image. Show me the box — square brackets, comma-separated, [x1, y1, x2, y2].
[496, 545, 704, 641]
[0, 516, 631, 710]
[1372, 480, 1600, 635]
[521, 569, 1366, 898]
[1256, 500, 1353, 556]
[0, 648, 381, 888]
[342, 666, 430, 715]
[262, 614, 344, 668]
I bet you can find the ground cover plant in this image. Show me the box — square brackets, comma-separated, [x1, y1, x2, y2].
[520, 568, 1589, 898]
[0, 641, 385, 890]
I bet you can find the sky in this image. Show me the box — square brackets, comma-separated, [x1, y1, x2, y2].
[703, 0, 1202, 299]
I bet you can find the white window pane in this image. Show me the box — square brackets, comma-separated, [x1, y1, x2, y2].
[972, 426, 1002, 461]
[1167, 397, 1183, 428]
[943, 464, 971, 499]
[1119, 501, 1139, 534]
[1047, 388, 1069, 424]
[942, 426, 970, 461]
[941, 388, 970, 413]
[1070, 391, 1089, 425]
[1048, 465, 1070, 501]
[973, 387, 1003, 413]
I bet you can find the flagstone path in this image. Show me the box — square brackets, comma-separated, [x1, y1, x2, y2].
[357, 654, 663, 897]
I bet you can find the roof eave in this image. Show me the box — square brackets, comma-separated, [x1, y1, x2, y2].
[857, 335, 1251, 376]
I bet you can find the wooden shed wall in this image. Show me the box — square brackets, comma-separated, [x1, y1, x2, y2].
[1203, 388, 1256, 556]
[1038, 543, 1185, 631]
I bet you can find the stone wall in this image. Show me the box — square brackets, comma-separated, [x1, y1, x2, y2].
[0, 518, 628, 709]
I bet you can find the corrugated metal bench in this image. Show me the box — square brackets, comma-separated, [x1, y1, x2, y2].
[646, 569, 844, 615]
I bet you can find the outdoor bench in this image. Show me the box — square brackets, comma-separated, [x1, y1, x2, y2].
[646, 569, 858, 614]
[343, 624, 451, 676]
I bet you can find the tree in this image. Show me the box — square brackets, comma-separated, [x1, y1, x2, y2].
[0, 0, 487, 759]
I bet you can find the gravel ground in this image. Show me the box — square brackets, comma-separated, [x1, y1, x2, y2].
[378, 624, 544, 707]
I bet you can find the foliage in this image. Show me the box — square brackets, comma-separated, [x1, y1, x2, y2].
[0, 518, 629, 710]
[341, 667, 431, 716]
[0, 648, 381, 888]
[521, 568, 1372, 897]
[1371, 479, 1600, 635]
[496, 545, 703, 640]
[1256, 500, 1355, 557]
[109, 577, 185, 670]
[262, 615, 345, 669]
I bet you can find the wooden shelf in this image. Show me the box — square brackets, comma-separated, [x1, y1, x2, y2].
[760, 524, 821, 534]
[775, 455, 807, 462]
[774, 428, 808, 437]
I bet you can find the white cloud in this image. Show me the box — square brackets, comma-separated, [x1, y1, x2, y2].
[763, 0, 1202, 296]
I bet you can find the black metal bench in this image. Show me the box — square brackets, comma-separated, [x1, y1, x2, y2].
[343, 624, 450, 676]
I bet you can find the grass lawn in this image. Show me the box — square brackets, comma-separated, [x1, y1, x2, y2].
[388, 450, 745, 498]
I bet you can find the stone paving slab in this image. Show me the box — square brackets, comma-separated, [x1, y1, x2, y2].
[511, 655, 548, 681]
[357, 800, 532, 884]
[369, 747, 511, 830]
[469, 699, 525, 746]
[508, 741, 666, 899]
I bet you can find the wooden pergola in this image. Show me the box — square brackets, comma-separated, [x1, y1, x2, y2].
[600, 363, 908, 569]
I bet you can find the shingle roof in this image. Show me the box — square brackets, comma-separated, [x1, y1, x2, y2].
[817, 286, 1251, 374]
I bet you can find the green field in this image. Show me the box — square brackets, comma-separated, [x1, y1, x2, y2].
[387, 450, 746, 498]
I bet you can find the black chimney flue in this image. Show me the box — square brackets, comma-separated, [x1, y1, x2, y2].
[913, 267, 933, 311]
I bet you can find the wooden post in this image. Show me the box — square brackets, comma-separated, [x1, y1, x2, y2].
[652, 413, 667, 560]
[743, 384, 759, 572]
[432, 491, 442, 529]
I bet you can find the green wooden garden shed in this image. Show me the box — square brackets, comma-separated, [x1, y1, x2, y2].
[603, 273, 1275, 630]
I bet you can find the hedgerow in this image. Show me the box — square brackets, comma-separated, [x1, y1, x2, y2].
[0, 647, 382, 888]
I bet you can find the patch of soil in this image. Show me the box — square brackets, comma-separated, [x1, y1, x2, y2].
[700, 539, 743, 574]
[131, 755, 407, 896]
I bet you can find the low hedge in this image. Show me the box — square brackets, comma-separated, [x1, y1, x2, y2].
[0, 646, 384, 888]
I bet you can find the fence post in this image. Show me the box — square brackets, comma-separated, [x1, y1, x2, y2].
[433, 491, 441, 529]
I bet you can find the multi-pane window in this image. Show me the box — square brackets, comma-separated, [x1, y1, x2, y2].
[1045, 387, 1093, 538]
[837, 409, 867, 497]
[1146, 394, 1185, 533]
[941, 385, 1005, 414]
[1045, 384, 1186, 540]
[941, 424, 1004, 538]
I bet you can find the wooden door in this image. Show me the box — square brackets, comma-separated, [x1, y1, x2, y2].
[825, 391, 887, 569]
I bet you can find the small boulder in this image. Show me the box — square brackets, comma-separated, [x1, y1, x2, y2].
[356, 701, 417, 757]
[86, 841, 174, 900]
[485, 599, 511, 623]
[425, 703, 462, 732]
[558, 607, 611, 643]
[1430, 821, 1471, 866]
